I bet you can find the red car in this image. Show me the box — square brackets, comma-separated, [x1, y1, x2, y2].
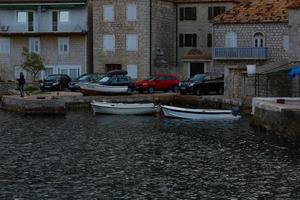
[135, 74, 180, 93]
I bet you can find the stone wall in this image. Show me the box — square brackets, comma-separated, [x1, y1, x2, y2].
[93, 0, 151, 79]
[288, 9, 300, 61]
[151, 0, 177, 75]
[213, 23, 290, 62]
[93, 0, 176, 79]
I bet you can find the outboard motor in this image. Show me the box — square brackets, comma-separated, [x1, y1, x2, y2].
[232, 107, 241, 116]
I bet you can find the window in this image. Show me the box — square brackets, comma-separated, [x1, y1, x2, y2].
[59, 11, 69, 22]
[105, 64, 122, 72]
[179, 7, 196, 20]
[17, 11, 27, 23]
[127, 4, 137, 21]
[126, 34, 138, 51]
[225, 32, 237, 48]
[254, 32, 264, 48]
[29, 38, 40, 54]
[208, 7, 226, 20]
[58, 37, 69, 54]
[52, 11, 58, 31]
[103, 35, 115, 51]
[0, 38, 10, 54]
[179, 34, 197, 47]
[207, 33, 212, 48]
[127, 64, 138, 78]
[104, 5, 114, 22]
[283, 35, 289, 50]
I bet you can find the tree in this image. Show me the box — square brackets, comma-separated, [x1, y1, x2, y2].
[21, 47, 45, 81]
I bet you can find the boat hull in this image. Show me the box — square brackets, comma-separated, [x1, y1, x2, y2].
[80, 83, 129, 95]
[161, 105, 240, 120]
[91, 101, 158, 115]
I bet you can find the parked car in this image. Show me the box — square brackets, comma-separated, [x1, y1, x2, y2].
[179, 74, 224, 95]
[135, 74, 180, 93]
[40, 74, 71, 91]
[68, 73, 105, 91]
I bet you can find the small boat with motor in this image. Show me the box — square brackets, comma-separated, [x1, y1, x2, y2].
[91, 101, 158, 115]
[160, 105, 240, 120]
[79, 70, 134, 95]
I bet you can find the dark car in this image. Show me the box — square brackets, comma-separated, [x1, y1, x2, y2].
[68, 73, 105, 91]
[134, 74, 180, 93]
[179, 74, 224, 95]
[99, 70, 135, 92]
[40, 74, 71, 91]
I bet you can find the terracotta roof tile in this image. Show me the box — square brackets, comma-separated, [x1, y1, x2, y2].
[288, 0, 300, 9]
[214, 0, 293, 24]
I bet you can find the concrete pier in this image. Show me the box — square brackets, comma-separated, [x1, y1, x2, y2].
[0, 92, 244, 115]
[252, 97, 300, 137]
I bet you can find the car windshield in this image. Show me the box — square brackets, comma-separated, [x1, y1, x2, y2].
[77, 74, 90, 81]
[99, 76, 110, 83]
[190, 74, 204, 81]
[45, 75, 60, 81]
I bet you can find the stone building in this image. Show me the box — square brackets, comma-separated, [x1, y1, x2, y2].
[92, 0, 176, 79]
[0, 0, 89, 81]
[212, 0, 293, 97]
[175, 0, 239, 79]
[288, 0, 300, 61]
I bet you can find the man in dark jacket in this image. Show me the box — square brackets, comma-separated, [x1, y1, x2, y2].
[17, 72, 25, 97]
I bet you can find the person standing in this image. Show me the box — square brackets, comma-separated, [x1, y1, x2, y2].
[17, 72, 25, 97]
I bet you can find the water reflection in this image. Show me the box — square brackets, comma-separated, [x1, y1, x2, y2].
[0, 110, 299, 199]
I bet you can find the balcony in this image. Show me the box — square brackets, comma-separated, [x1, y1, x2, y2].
[213, 48, 268, 60]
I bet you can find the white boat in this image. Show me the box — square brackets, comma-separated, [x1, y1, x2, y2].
[160, 105, 240, 120]
[91, 101, 158, 115]
[79, 83, 129, 95]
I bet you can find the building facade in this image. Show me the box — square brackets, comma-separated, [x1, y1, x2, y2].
[0, 0, 88, 81]
[212, 0, 291, 97]
[288, 1, 300, 61]
[92, 0, 176, 79]
[175, 0, 238, 79]
[213, 0, 291, 67]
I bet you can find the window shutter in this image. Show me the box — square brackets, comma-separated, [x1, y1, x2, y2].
[192, 7, 196, 20]
[208, 7, 213, 20]
[179, 8, 184, 21]
[193, 34, 197, 47]
[207, 33, 212, 47]
[179, 34, 184, 47]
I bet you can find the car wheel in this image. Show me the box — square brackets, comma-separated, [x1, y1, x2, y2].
[217, 87, 224, 95]
[180, 91, 187, 95]
[138, 90, 144, 94]
[195, 88, 201, 96]
[148, 87, 154, 94]
[172, 86, 179, 93]
[127, 87, 133, 95]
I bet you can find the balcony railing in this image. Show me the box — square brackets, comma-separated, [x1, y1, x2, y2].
[213, 47, 268, 60]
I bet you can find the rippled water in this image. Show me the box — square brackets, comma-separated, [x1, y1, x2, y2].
[0, 110, 300, 199]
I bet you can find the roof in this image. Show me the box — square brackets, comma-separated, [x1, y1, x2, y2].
[288, 0, 300, 9]
[175, 0, 240, 3]
[182, 49, 212, 60]
[213, 0, 293, 24]
[0, 0, 86, 4]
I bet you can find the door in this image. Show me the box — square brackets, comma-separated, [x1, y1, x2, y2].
[190, 63, 204, 78]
